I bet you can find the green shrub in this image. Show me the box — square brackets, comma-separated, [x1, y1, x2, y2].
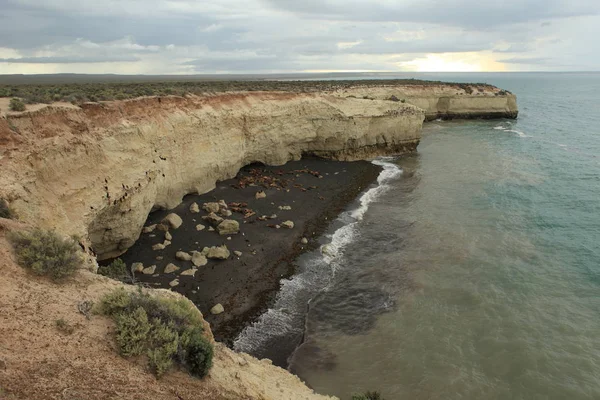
[352, 391, 384, 400]
[9, 229, 81, 281]
[0, 198, 12, 219]
[100, 288, 213, 378]
[98, 258, 129, 281]
[9, 98, 25, 112]
[184, 328, 214, 378]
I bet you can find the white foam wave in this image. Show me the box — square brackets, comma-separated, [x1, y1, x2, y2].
[493, 126, 507, 130]
[506, 129, 528, 138]
[233, 158, 402, 355]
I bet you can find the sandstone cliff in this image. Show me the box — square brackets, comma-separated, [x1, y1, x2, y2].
[332, 83, 518, 121]
[0, 92, 423, 260]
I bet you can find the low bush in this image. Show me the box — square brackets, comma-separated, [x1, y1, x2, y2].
[352, 391, 385, 400]
[9, 98, 25, 112]
[98, 258, 129, 281]
[0, 198, 12, 219]
[55, 318, 75, 334]
[9, 229, 81, 281]
[99, 288, 213, 378]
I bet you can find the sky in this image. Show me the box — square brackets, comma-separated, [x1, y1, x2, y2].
[1, 0, 599, 74]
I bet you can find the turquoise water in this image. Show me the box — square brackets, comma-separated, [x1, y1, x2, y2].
[283, 73, 600, 399]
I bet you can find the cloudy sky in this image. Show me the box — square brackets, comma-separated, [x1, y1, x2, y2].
[1, 0, 599, 74]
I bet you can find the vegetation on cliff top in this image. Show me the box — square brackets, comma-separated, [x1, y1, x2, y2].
[99, 288, 214, 378]
[9, 229, 81, 281]
[0, 79, 498, 105]
[0, 198, 12, 219]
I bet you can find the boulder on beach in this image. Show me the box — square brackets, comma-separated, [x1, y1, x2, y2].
[131, 262, 144, 273]
[203, 202, 220, 213]
[217, 219, 240, 235]
[204, 212, 224, 227]
[156, 223, 170, 232]
[142, 265, 156, 275]
[282, 220, 294, 229]
[162, 213, 183, 230]
[196, 223, 206, 231]
[180, 268, 197, 277]
[142, 224, 157, 233]
[204, 245, 230, 260]
[165, 232, 172, 241]
[164, 263, 180, 274]
[218, 200, 228, 209]
[255, 191, 266, 199]
[301, 237, 309, 244]
[220, 209, 233, 217]
[192, 252, 208, 267]
[211, 303, 225, 315]
[152, 243, 166, 251]
[176, 251, 192, 261]
[234, 250, 243, 257]
[190, 202, 200, 213]
[169, 279, 179, 287]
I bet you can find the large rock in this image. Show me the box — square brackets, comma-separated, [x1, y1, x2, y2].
[142, 265, 156, 275]
[205, 245, 230, 260]
[203, 212, 224, 227]
[217, 219, 240, 235]
[162, 213, 183, 230]
[211, 303, 225, 315]
[176, 251, 192, 261]
[164, 263, 180, 274]
[189, 202, 200, 213]
[192, 252, 208, 267]
[131, 262, 144, 273]
[281, 220, 294, 229]
[180, 268, 197, 277]
[203, 202, 220, 213]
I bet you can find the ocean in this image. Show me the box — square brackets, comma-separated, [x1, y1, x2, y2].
[235, 73, 600, 399]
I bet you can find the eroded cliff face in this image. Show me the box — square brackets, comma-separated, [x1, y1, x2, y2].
[0, 92, 423, 260]
[332, 83, 518, 121]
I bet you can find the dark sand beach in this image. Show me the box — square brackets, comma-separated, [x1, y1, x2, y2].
[119, 158, 382, 344]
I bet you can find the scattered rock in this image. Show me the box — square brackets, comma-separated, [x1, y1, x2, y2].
[255, 191, 266, 199]
[278, 205, 292, 211]
[143, 224, 157, 233]
[282, 220, 294, 229]
[206, 245, 230, 260]
[301, 237, 309, 244]
[208, 226, 215, 232]
[220, 209, 233, 217]
[190, 202, 200, 213]
[211, 303, 225, 315]
[196, 224, 206, 231]
[217, 219, 240, 235]
[203, 202, 221, 213]
[218, 200, 228, 209]
[142, 265, 157, 275]
[204, 212, 224, 227]
[180, 268, 197, 277]
[176, 251, 192, 261]
[165, 231, 172, 241]
[192, 252, 208, 267]
[163, 240, 172, 247]
[156, 256, 163, 261]
[164, 263, 180, 274]
[169, 279, 179, 287]
[162, 213, 183, 229]
[152, 243, 166, 251]
[156, 223, 170, 232]
[234, 251, 243, 257]
[131, 262, 144, 273]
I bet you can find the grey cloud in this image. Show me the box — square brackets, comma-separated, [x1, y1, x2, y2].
[0, 56, 141, 64]
[498, 57, 553, 64]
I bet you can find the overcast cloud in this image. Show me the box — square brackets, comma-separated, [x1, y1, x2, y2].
[0, 0, 599, 74]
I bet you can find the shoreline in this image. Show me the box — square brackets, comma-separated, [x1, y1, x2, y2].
[119, 157, 382, 346]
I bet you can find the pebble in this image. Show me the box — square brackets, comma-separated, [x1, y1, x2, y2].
[165, 232, 172, 241]
[164, 263, 180, 274]
[255, 191, 267, 199]
[301, 237, 309, 244]
[211, 303, 225, 315]
[169, 279, 179, 287]
[234, 251, 243, 257]
[196, 224, 206, 231]
[142, 265, 156, 275]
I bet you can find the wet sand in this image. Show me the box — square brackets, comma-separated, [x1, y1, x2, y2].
[119, 158, 381, 345]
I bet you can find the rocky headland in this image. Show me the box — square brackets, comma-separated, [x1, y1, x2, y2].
[0, 81, 517, 399]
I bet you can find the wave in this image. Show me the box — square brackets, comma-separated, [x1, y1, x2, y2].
[233, 158, 403, 356]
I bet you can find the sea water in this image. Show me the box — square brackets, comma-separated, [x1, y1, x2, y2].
[238, 73, 600, 399]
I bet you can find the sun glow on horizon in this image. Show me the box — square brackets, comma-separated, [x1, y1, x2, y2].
[400, 53, 507, 72]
